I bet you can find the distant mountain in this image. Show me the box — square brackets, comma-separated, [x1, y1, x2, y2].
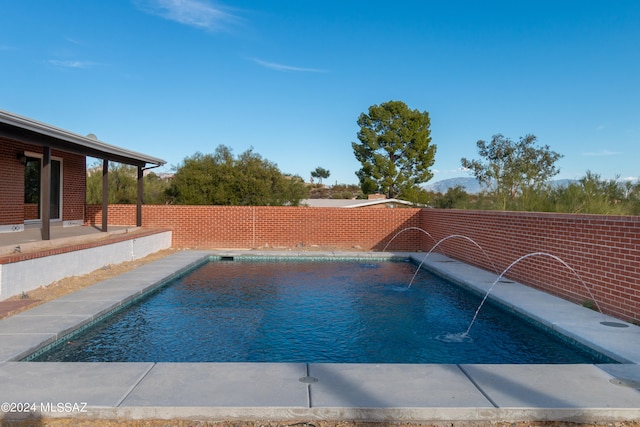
[425, 177, 579, 194]
[424, 177, 488, 194]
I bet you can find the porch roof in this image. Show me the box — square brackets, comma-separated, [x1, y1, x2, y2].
[0, 109, 165, 167]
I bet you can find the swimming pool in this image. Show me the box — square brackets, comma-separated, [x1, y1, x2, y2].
[33, 257, 612, 364]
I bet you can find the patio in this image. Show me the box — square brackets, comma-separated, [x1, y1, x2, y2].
[0, 225, 136, 257]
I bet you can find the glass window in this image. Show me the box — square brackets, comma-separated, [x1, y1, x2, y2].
[23, 156, 62, 221]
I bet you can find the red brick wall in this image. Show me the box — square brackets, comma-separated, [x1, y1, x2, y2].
[0, 139, 86, 225]
[0, 138, 26, 225]
[421, 209, 640, 324]
[85, 205, 640, 323]
[85, 204, 424, 250]
[60, 150, 86, 221]
[24, 203, 39, 220]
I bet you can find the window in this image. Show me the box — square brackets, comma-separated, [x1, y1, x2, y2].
[23, 154, 62, 222]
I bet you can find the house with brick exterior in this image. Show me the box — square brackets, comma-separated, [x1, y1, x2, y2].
[0, 110, 165, 240]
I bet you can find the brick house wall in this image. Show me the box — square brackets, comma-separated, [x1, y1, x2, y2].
[61, 150, 86, 223]
[0, 138, 28, 227]
[0, 137, 86, 228]
[86, 204, 640, 323]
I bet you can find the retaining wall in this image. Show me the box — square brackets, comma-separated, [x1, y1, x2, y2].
[86, 205, 640, 323]
[0, 229, 172, 300]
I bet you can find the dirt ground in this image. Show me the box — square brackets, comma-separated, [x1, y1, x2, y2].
[0, 247, 178, 320]
[2, 417, 639, 427]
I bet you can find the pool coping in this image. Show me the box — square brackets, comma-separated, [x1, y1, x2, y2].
[0, 249, 639, 424]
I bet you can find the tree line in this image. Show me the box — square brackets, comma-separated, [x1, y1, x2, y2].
[430, 171, 640, 215]
[433, 132, 640, 215]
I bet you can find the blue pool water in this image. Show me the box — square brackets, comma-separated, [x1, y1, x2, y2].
[34, 258, 610, 363]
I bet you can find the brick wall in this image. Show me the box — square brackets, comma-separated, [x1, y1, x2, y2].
[85, 204, 424, 250]
[0, 138, 26, 225]
[60, 150, 86, 221]
[421, 209, 640, 324]
[85, 205, 640, 323]
[0, 139, 86, 225]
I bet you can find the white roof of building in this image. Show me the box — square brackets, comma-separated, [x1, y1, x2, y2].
[300, 198, 415, 208]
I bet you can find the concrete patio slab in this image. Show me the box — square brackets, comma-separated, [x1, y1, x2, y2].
[0, 313, 91, 336]
[460, 364, 640, 408]
[83, 277, 164, 292]
[48, 286, 144, 302]
[0, 362, 154, 406]
[10, 298, 122, 318]
[307, 363, 493, 408]
[121, 362, 309, 407]
[554, 319, 640, 364]
[0, 333, 56, 361]
[97, 271, 173, 284]
[598, 363, 640, 384]
[0, 226, 133, 256]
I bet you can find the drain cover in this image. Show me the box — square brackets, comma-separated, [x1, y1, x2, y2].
[600, 321, 629, 328]
[610, 378, 640, 389]
[299, 376, 318, 384]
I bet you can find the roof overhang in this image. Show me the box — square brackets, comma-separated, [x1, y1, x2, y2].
[0, 109, 165, 168]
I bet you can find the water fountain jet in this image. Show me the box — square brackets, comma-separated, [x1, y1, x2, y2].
[382, 227, 440, 253]
[462, 251, 626, 337]
[408, 234, 499, 288]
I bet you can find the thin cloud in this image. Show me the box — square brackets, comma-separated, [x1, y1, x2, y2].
[581, 149, 621, 156]
[134, 0, 240, 32]
[64, 37, 87, 46]
[48, 59, 98, 69]
[252, 58, 327, 73]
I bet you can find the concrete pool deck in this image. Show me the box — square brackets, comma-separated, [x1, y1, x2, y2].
[0, 249, 639, 425]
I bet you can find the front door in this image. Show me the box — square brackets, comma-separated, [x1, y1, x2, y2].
[24, 155, 62, 222]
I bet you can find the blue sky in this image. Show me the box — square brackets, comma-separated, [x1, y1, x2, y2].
[2, 1, 639, 185]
